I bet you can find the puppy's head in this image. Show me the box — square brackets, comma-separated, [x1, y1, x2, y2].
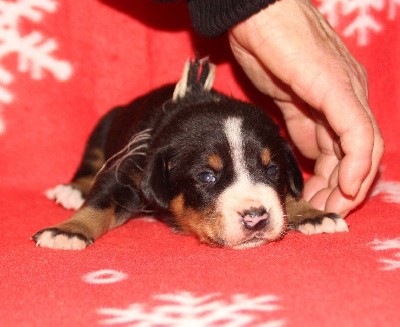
[142, 98, 303, 249]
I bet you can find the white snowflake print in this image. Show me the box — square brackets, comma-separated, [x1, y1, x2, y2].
[371, 180, 400, 203]
[0, 0, 72, 134]
[98, 292, 285, 327]
[316, 0, 400, 46]
[82, 269, 128, 285]
[370, 238, 400, 270]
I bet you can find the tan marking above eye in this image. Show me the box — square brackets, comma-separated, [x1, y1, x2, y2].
[261, 148, 271, 166]
[207, 154, 223, 171]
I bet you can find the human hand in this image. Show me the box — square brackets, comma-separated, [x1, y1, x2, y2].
[228, 0, 384, 217]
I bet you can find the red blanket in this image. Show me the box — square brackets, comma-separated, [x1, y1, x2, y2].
[1, 1, 399, 326]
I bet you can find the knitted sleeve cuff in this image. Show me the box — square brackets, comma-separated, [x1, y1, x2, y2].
[187, 0, 277, 37]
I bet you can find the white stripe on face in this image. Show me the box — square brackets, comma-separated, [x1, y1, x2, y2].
[223, 117, 251, 183]
[219, 117, 285, 248]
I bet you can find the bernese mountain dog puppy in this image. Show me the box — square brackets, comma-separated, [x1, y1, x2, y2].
[33, 59, 348, 250]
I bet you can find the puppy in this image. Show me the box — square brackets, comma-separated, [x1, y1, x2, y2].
[33, 59, 348, 250]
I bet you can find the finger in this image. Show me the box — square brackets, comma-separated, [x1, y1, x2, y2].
[303, 175, 328, 207]
[306, 164, 339, 213]
[328, 164, 340, 189]
[308, 127, 383, 217]
[276, 100, 320, 159]
[303, 154, 338, 204]
[298, 69, 375, 197]
[313, 153, 339, 182]
[308, 187, 332, 212]
[334, 108, 374, 197]
[324, 186, 358, 217]
[325, 132, 384, 215]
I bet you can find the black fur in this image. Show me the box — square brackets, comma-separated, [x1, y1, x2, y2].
[80, 85, 303, 222]
[34, 60, 344, 250]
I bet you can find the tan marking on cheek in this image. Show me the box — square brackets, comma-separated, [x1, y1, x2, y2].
[261, 148, 271, 166]
[170, 194, 224, 246]
[207, 154, 223, 171]
[170, 194, 185, 218]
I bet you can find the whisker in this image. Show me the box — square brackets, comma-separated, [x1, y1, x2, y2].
[93, 128, 152, 185]
[111, 198, 154, 215]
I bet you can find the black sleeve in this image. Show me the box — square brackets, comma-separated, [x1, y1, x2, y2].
[187, 0, 278, 37]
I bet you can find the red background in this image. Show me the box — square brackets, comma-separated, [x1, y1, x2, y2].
[1, 1, 399, 326]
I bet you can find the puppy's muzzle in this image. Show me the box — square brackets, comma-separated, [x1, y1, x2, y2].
[240, 206, 269, 231]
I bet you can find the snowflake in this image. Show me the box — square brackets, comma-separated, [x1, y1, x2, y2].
[98, 292, 285, 327]
[369, 238, 400, 271]
[370, 237, 400, 251]
[0, 0, 72, 134]
[371, 180, 400, 203]
[316, 0, 400, 46]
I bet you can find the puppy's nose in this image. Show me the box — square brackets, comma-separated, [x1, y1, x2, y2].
[240, 206, 269, 231]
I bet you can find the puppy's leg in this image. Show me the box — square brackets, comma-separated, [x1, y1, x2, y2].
[45, 147, 104, 210]
[34, 169, 142, 250]
[46, 110, 117, 210]
[285, 196, 349, 235]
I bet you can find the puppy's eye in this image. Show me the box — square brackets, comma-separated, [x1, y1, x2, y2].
[198, 172, 216, 183]
[266, 164, 279, 177]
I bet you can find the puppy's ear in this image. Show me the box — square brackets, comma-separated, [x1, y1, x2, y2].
[283, 143, 304, 199]
[141, 150, 170, 209]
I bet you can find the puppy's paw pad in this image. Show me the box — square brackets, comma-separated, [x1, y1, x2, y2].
[297, 222, 318, 235]
[32, 229, 92, 250]
[45, 184, 84, 210]
[297, 215, 349, 235]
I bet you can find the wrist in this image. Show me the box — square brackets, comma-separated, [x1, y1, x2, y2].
[188, 0, 278, 37]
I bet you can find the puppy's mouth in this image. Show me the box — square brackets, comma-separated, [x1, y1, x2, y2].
[231, 234, 267, 250]
[193, 216, 287, 249]
[230, 225, 287, 249]
[203, 234, 267, 249]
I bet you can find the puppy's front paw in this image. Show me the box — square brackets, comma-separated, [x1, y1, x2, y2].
[32, 228, 93, 250]
[295, 213, 349, 235]
[45, 184, 84, 210]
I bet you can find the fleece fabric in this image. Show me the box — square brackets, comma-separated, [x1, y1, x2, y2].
[0, 1, 399, 326]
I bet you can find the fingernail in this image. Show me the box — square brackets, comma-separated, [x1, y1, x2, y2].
[339, 210, 350, 219]
[348, 179, 362, 197]
[341, 181, 358, 198]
